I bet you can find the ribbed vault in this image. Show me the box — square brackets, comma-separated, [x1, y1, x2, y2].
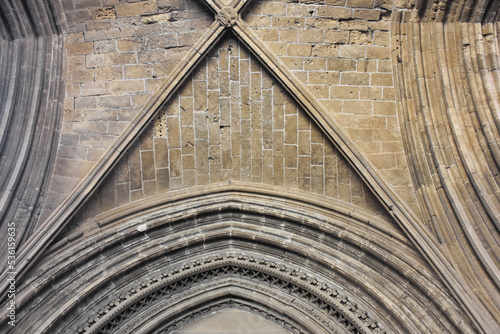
[1, 0, 500, 333]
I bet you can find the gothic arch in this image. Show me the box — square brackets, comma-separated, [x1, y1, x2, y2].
[7, 185, 473, 333]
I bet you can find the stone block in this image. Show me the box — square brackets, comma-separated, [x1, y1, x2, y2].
[299, 29, 324, 43]
[373, 31, 390, 46]
[311, 165, 323, 194]
[71, 121, 107, 135]
[182, 154, 196, 171]
[338, 45, 366, 58]
[94, 40, 117, 54]
[272, 17, 305, 29]
[106, 27, 134, 39]
[350, 31, 372, 45]
[343, 100, 372, 114]
[142, 151, 156, 180]
[353, 9, 380, 20]
[317, 7, 352, 19]
[85, 54, 109, 68]
[262, 2, 286, 15]
[196, 139, 209, 174]
[383, 87, 396, 101]
[357, 59, 377, 72]
[360, 86, 382, 100]
[341, 72, 370, 85]
[142, 13, 172, 24]
[326, 0, 347, 5]
[306, 17, 339, 29]
[311, 44, 339, 58]
[285, 168, 298, 188]
[378, 60, 392, 72]
[83, 110, 117, 122]
[138, 49, 166, 64]
[116, 1, 157, 17]
[285, 145, 298, 168]
[154, 137, 169, 169]
[57, 146, 88, 160]
[288, 43, 314, 57]
[298, 131, 310, 155]
[75, 96, 99, 109]
[308, 85, 330, 99]
[142, 180, 156, 197]
[167, 116, 181, 148]
[373, 101, 397, 115]
[107, 121, 128, 135]
[324, 30, 349, 44]
[66, 9, 90, 23]
[285, 115, 298, 144]
[339, 19, 368, 31]
[279, 29, 297, 43]
[255, 28, 280, 42]
[145, 34, 177, 49]
[367, 153, 396, 170]
[371, 73, 393, 86]
[369, 21, 390, 31]
[311, 143, 323, 165]
[328, 59, 356, 71]
[366, 46, 391, 59]
[346, 0, 374, 8]
[67, 42, 93, 56]
[91, 6, 116, 20]
[298, 177, 311, 191]
[118, 38, 143, 51]
[84, 30, 107, 42]
[308, 71, 340, 85]
[331, 86, 359, 99]
[109, 52, 138, 65]
[358, 115, 387, 129]
[130, 93, 150, 107]
[110, 80, 144, 94]
[155, 167, 169, 192]
[304, 58, 327, 71]
[281, 57, 304, 70]
[157, 0, 184, 10]
[169, 148, 182, 177]
[95, 66, 123, 81]
[81, 82, 108, 96]
[124, 64, 153, 79]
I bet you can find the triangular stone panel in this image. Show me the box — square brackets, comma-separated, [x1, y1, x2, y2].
[60, 34, 395, 240]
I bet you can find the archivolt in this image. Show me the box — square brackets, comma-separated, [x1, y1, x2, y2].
[82, 254, 377, 334]
[6, 185, 474, 334]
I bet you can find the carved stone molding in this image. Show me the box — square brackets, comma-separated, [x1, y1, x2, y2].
[154, 300, 306, 334]
[76, 253, 385, 334]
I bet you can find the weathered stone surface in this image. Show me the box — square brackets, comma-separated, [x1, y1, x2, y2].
[5, 2, 500, 334]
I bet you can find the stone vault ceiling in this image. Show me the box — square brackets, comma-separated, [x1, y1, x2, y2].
[0, 0, 500, 333]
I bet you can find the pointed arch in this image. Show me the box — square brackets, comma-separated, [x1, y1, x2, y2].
[6, 184, 474, 334]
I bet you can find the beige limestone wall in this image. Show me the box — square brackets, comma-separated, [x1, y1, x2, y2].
[243, 0, 419, 214]
[43, 0, 213, 218]
[45, 0, 421, 222]
[72, 36, 389, 227]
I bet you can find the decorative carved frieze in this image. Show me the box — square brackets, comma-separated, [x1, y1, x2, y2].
[76, 253, 384, 334]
